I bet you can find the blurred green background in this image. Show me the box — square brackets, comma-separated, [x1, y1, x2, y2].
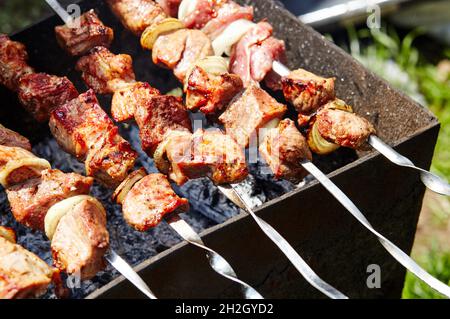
[0, 0, 448, 299]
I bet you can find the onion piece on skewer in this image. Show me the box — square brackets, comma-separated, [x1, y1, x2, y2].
[141, 18, 185, 50]
[0, 157, 51, 188]
[112, 168, 147, 205]
[178, 0, 198, 22]
[212, 19, 256, 57]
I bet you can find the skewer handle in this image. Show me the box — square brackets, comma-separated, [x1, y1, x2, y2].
[301, 160, 450, 298]
[106, 249, 157, 299]
[368, 135, 450, 196]
[217, 185, 348, 299]
[167, 215, 263, 299]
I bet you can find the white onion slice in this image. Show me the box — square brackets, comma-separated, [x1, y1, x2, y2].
[212, 19, 256, 57]
[112, 168, 147, 205]
[0, 158, 51, 188]
[178, 0, 198, 22]
[45, 195, 104, 240]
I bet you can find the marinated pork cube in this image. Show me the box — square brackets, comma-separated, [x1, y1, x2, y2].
[185, 66, 243, 114]
[6, 169, 93, 231]
[111, 82, 160, 122]
[106, 0, 167, 35]
[55, 10, 114, 57]
[122, 173, 189, 231]
[219, 85, 287, 147]
[259, 119, 312, 183]
[134, 95, 192, 156]
[156, 0, 182, 17]
[49, 90, 137, 187]
[0, 236, 56, 299]
[17, 73, 79, 122]
[282, 68, 335, 114]
[157, 129, 248, 185]
[51, 197, 109, 280]
[315, 104, 376, 149]
[76, 46, 135, 95]
[230, 22, 285, 88]
[0, 124, 31, 150]
[152, 29, 213, 82]
[0, 34, 34, 92]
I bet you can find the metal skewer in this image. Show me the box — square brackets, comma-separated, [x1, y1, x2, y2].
[45, 0, 264, 299]
[273, 61, 450, 197]
[217, 184, 349, 299]
[273, 61, 450, 297]
[106, 249, 157, 299]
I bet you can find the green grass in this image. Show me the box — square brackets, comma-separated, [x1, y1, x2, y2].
[343, 26, 450, 299]
[0, 0, 48, 34]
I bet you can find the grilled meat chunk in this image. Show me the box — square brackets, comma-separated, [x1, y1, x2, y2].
[76, 46, 135, 95]
[0, 226, 16, 243]
[111, 82, 160, 122]
[17, 73, 79, 122]
[55, 10, 114, 57]
[49, 90, 138, 187]
[282, 68, 335, 114]
[156, 0, 182, 17]
[122, 173, 189, 231]
[107, 0, 167, 35]
[134, 95, 192, 157]
[230, 22, 285, 88]
[201, 1, 254, 40]
[51, 197, 109, 280]
[0, 124, 31, 150]
[152, 29, 213, 82]
[0, 34, 34, 92]
[156, 129, 248, 185]
[6, 169, 93, 231]
[259, 119, 312, 183]
[219, 85, 287, 147]
[0, 236, 56, 299]
[185, 65, 243, 114]
[315, 105, 376, 149]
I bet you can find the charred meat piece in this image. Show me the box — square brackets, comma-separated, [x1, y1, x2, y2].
[111, 82, 160, 122]
[17, 73, 79, 122]
[259, 119, 312, 183]
[156, 0, 182, 17]
[51, 197, 109, 280]
[122, 173, 189, 231]
[185, 65, 243, 114]
[315, 105, 376, 149]
[0, 34, 34, 92]
[0, 226, 16, 243]
[0, 124, 31, 150]
[230, 22, 285, 88]
[282, 68, 335, 114]
[55, 10, 114, 57]
[76, 46, 135, 95]
[157, 129, 248, 185]
[134, 95, 192, 157]
[0, 236, 56, 299]
[6, 169, 93, 231]
[201, 1, 254, 40]
[49, 90, 138, 187]
[107, 0, 167, 35]
[219, 85, 287, 147]
[153, 29, 213, 82]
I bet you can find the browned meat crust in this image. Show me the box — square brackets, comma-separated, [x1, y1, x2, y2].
[219, 85, 287, 147]
[55, 10, 114, 57]
[76, 46, 136, 95]
[282, 68, 335, 114]
[259, 119, 312, 183]
[0, 34, 34, 92]
[17, 73, 79, 122]
[6, 169, 93, 231]
[122, 173, 189, 231]
[0, 124, 31, 150]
